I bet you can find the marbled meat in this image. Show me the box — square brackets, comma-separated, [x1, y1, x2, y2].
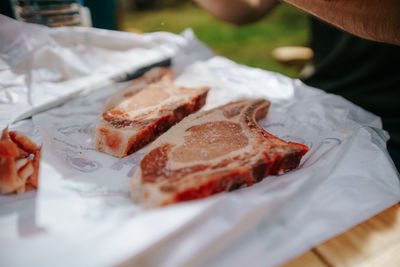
[95, 67, 209, 157]
[131, 98, 309, 207]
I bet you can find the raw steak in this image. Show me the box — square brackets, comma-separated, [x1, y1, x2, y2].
[95, 67, 209, 158]
[131, 98, 309, 207]
[0, 128, 41, 194]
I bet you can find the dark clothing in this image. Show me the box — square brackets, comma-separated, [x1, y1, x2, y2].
[84, 0, 117, 30]
[302, 17, 400, 171]
[388, 141, 400, 172]
[0, 0, 14, 18]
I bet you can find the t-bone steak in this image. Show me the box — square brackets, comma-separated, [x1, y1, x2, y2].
[131, 98, 309, 207]
[95, 67, 209, 158]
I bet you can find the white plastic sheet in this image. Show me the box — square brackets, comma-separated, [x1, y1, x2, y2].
[0, 15, 199, 128]
[0, 17, 399, 267]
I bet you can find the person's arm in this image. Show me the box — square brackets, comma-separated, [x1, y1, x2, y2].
[284, 0, 400, 45]
[193, 0, 279, 26]
[195, 0, 400, 45]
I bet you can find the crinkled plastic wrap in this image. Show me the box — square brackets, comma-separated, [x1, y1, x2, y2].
[0, 15, 201, 129]
[1, 17, 399, 267]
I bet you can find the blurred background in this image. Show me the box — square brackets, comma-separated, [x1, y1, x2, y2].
[116, 0, 309, 78]
[2, 0, 310, 78]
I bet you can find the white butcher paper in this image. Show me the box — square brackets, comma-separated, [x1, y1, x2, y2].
[1, 18, 399, 267]
[0, 14, 208, 129]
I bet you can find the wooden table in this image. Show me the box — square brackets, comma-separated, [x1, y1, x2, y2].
[283, 203, 400, 266]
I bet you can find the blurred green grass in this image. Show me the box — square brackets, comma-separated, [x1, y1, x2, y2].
[121, 2, 309, 77]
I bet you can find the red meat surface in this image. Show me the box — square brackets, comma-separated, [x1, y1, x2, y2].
[0, 128, 41, 194]
[95, 67, 209, 158]
[131, 98, 309, 207]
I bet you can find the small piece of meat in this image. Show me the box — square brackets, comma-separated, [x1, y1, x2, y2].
[131, 98, 309, 208]
[95, 67, 210, 158]
[0, 127, 41, 194]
